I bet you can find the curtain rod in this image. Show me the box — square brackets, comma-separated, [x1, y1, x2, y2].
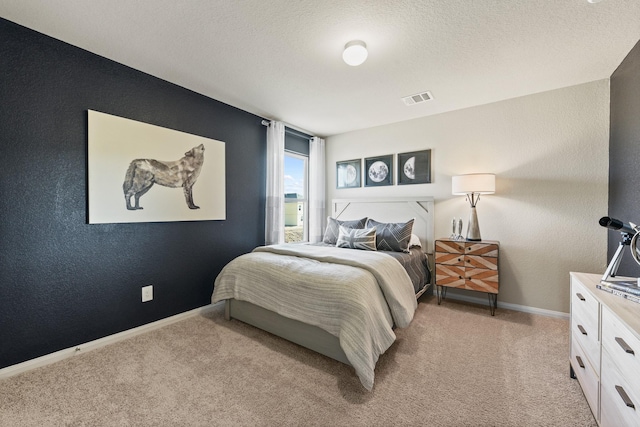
[261, 119, 313, 140]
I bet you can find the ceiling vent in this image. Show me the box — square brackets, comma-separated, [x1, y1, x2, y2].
[402, 91, 433, 106]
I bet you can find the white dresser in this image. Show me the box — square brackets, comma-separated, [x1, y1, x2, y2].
[570, 272, 640, 426]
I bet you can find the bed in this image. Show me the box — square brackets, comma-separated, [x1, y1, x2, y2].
[211, 197, 434, 390]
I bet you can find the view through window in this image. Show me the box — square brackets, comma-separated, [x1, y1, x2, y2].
[284, 152, 308, 243]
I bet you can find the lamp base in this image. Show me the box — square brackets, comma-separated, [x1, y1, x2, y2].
[466, 206, 482, 241]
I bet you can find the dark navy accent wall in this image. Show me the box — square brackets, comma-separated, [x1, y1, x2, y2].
[608, 38, 640, 277]
[0, 18, 266, 369]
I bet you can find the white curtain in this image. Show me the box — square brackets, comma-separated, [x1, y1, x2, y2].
[308, 136, 326, 243]
[265, 121, 285, 245]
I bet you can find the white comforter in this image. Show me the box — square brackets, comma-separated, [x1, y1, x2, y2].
[211, 244, 417, 390]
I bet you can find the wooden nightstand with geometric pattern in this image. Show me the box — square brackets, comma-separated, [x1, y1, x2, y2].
[434, 238, 500, 315]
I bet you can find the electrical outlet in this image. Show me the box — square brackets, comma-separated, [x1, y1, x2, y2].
[142, 285, 153, 303]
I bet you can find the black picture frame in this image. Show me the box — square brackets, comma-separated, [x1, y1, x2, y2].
[364, 154, 393, 187]
[336, 159, 361, 189]
[397, 149, 431, 185]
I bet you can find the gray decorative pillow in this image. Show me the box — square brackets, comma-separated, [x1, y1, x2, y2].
[366, 218, 415, 253]
[323, 216, 368, 245]
[336, 226, 377, 251]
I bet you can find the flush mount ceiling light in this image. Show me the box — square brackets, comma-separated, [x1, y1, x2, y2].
[342, 40, 368, 66]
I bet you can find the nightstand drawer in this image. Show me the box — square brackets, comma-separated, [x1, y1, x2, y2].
[435, 240, 465, 254]
[466, 268, 499, 293]
[602, 306, 640, 389]
[465, 242, 498, 257]
[465, 255, 497, 270]
[435, 264, 465, 286]
[571, 336, 599, 420]
[601, 348, 640, 427]
[435, 252, 464, 266]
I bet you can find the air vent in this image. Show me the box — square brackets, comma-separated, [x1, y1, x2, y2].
[402, 91, 433, 106]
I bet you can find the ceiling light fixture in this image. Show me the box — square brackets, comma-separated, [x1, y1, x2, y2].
[342, 40, 368, 66]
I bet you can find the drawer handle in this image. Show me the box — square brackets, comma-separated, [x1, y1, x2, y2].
[575, 355, 585, 369]
[615, 385, 636, 410]
[576, 293, 585, 301]
[577, 325, 587, 336]
[615, 337, 635, 355]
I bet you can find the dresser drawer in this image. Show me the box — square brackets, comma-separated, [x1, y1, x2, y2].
[571, 294, 599, 345]
[571, 336, 599, 420]
[602, 306, 640, 389]
[601, 347, 640, 427]
[571, 309, 600, 370]
[571, 278, 600, 328]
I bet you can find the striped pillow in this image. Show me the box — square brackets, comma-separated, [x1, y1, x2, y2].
[366, 218, 415, 253]
[336, 226, 377, 251]
[322, 217, 368, 245]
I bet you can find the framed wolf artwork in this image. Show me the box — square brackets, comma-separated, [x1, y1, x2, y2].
[88, 110, 226, 224]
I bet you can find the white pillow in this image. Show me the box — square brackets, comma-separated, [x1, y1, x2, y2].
[409, 234, 422, 249]
[336, 226, 377, 251]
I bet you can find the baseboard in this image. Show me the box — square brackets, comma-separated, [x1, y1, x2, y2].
[0, 303, 221, 380]
[442, 293, 569, 319]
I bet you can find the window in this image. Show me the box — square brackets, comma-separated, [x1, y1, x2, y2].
[284, 151, 308, 243]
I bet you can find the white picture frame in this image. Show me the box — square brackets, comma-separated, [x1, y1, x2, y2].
[88, 110, 226, 224]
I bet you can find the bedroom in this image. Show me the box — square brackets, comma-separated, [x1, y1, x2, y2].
[1, 1, 640, 425]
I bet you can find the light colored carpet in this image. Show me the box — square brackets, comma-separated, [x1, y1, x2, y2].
[0, 295, 596, 426]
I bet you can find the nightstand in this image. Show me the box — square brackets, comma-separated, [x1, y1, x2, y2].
[434, 238, 500, 315]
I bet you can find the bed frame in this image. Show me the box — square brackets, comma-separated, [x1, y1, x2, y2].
[224, 197, 435, 366]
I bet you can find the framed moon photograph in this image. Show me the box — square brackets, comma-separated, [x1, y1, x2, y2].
[397, 149, 431, 185]
[336, 159, 361, 189]
[364, 154, 393, 187]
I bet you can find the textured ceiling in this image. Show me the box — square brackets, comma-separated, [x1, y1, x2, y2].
[1, 0, 640, 137]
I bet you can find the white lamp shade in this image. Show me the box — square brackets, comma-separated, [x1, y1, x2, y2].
[343, 40, 368, 66]
[452, 173, 495, 195]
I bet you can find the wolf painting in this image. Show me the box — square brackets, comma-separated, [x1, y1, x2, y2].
[122, 144, 205, 210]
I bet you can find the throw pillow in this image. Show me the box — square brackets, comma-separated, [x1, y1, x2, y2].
[322, 216, 368, 245]
[336, 226, 377, 251]
[366, 218, 415, 252]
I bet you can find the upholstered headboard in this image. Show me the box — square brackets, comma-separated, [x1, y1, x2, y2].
[331, 197, 435, 255]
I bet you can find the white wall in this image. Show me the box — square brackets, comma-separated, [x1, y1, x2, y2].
[326, 80, 610, 313]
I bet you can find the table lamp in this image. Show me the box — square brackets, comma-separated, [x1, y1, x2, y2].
[452, 173, 495, 241]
